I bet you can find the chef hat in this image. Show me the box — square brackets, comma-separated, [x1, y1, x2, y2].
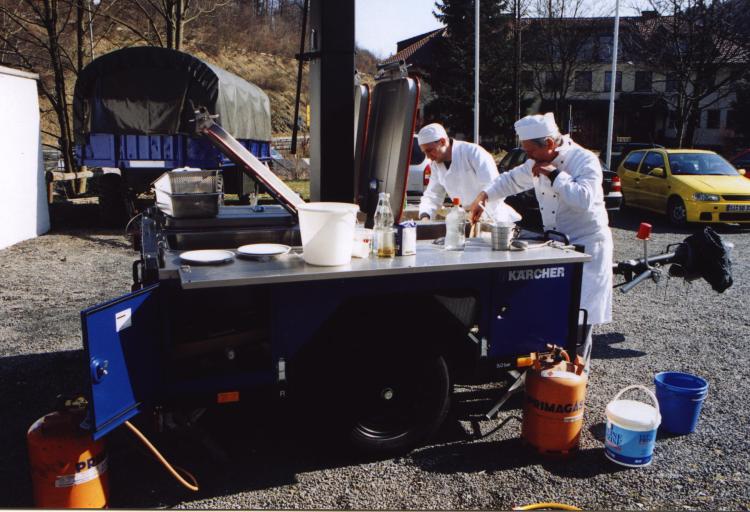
[417, 123, 449, 145]
[514, 112, 559, 141]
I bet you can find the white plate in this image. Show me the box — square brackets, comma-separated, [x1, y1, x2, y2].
[237, 243, 291, 258]
[179, 249, 235, 264]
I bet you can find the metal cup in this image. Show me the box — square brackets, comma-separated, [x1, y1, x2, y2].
[490, 223, 518, 251]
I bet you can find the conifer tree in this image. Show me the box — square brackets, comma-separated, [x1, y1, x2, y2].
[424, 0, 514, 144]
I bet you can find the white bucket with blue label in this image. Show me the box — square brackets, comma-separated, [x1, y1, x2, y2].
[605, 385, 661, 467]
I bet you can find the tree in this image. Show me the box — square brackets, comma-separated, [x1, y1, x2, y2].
[522, 0, 608, 128]
[0, 0, 81, 173]
[625, 0, 750, 147]
[100, 0, 232, 50]
[423, 0, 515, 144]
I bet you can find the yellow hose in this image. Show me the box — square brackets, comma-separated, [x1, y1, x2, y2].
[124, 420, 199, 492]
[513, 503, 581, 511]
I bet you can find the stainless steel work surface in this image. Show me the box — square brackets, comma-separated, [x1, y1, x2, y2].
[166, 238, 590, 290]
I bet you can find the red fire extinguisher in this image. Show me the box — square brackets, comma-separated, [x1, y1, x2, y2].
[27, 398, 109, 508]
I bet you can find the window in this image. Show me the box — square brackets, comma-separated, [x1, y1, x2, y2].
[598, 36, 613, 61]
[705, 109, 720, 129]
[640, 151, 666, 175]
[622, 151, 646, 171]
[410, 140, 425, 165]
[603, 71, 622, 92]
[575, 71, 592, 92]
[667, 111, 677, 130]
[665, 73, 678, 93]
[521, 70, 534, 90]
[726, 109, 738, 130]
[509, 149, 528, 168]
[669, 153, 737, 176]
[635, 71, 653, 92]
[544, 73, 560, 91]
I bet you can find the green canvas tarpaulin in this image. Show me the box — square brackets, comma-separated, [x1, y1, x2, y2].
[73, 46, 271, 143]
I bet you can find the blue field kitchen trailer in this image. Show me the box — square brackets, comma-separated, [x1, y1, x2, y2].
[79, 68, 589, 455]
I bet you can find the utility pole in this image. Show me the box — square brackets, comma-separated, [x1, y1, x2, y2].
[512, 0, 521, 127]
[474, 0, 480, 144]
[88, 0, 99, 60]
[605, 0, 620, 170]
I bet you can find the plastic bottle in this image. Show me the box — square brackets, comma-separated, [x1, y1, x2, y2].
[444, 197, 466, 251]
[373, 192, 395, 258]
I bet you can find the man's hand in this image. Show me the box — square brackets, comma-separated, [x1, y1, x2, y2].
[532, 162, 556, 178]
[419, 213, 430, 222]
[468, 191, 488, 224]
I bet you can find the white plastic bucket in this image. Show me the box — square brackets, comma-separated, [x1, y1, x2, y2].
[297, 202, 359, 266]
[605, 385, 661, 467]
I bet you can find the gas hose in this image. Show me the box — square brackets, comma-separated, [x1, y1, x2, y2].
[124, 420, 199, 492]
[513, 503, 581, 511]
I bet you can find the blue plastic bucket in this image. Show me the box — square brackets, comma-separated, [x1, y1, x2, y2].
[654, 372, 708, 435]
[605, 385, 661, 467]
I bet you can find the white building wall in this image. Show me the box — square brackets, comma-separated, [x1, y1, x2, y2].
[0, 66, 50, 250]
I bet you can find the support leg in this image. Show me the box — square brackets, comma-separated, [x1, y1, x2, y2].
[579, 324, 593, 376]
[485, 370, 526, 420]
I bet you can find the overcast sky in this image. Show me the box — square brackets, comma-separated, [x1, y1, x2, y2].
[355, 0, 651, 59]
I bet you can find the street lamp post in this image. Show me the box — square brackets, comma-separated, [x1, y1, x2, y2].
[474, 0, 480, 144]
[605, 0, 620, 170]
[88, 0, 100, 60]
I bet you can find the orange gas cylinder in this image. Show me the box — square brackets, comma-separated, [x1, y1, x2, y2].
[27, 404, 109, 508]
[521, 347, 587, 455]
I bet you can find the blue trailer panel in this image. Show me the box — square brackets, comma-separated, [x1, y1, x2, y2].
[76, 133, 270, 170]
[81, 284, 162, 439]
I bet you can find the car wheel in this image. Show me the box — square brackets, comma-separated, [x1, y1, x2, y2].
[667, 196, 687, 226]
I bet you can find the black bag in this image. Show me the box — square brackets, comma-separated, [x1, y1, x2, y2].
[673, 227, 733, 293]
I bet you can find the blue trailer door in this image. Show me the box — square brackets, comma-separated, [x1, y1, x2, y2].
[81, 284, 162, 439]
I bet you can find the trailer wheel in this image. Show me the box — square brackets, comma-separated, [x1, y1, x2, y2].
[344, 353, 451, 454]
[98, 173, 128, 227]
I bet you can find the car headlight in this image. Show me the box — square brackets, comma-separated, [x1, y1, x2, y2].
[693, 192, 720, 201]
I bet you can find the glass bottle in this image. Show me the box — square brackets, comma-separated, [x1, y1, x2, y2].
[444, 197, 466, 251]
[373, 192, 395, 258]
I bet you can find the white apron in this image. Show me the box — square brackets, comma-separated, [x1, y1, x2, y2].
[484, 135, 613, 324]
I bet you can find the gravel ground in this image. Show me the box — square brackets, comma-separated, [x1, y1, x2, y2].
[1, 203, 749, 510]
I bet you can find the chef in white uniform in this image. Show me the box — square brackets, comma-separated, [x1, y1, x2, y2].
[468, 113, 613, 365]
[416, 123, 520, 223]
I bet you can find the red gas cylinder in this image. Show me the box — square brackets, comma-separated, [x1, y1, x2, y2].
[521, 346, 588, 455]
[27, 404, 109, 508]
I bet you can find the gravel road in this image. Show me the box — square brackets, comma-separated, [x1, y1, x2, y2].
[1, 203, 748, 510]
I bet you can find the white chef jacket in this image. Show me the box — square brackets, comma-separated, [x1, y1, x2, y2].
[484, 135, 613, 324]
[418, 139, 521, 223]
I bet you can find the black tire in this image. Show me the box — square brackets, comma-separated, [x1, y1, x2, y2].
[667, 196, 687, 226]
[98, 173, 128, 227]
[344, 354, 451, 454]
[291, 350, 451, 456]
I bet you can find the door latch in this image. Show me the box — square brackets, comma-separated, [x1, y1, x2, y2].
[90, 358, 109, 383]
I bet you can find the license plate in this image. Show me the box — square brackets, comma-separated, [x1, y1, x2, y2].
[726, 204, 750, 212]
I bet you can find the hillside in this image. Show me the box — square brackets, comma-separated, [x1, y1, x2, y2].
[189, 48, 311, 136]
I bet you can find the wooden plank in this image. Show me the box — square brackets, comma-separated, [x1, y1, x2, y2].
[51, 171, 94, 181]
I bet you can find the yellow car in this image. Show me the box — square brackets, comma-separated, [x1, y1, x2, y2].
[617, 148, 750, 225]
